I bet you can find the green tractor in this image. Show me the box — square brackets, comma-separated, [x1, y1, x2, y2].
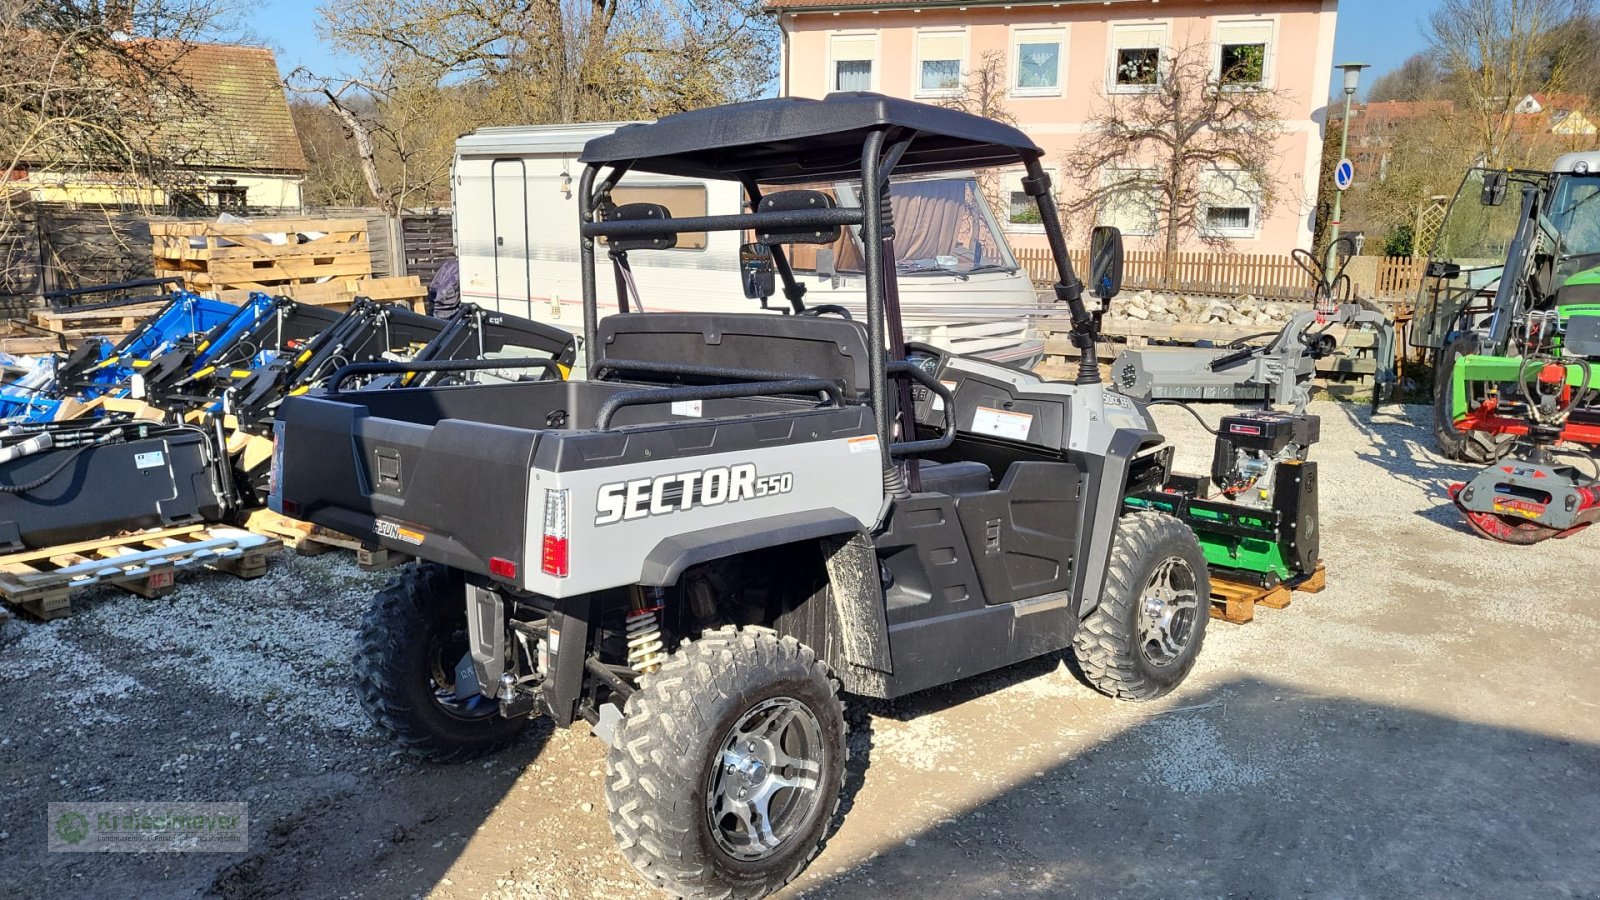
[1413, 153, 1600, 541]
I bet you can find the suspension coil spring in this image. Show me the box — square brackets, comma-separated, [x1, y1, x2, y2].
[626, 588, 668, 674]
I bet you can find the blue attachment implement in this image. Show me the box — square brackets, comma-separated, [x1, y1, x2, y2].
[0, 291, 241, 422]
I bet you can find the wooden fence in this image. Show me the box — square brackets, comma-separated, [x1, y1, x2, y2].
[1015, 247, 1426, 303]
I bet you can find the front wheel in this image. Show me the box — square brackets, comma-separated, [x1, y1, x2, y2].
[353, 562, 529, 762]
[1432, 334, 1513, 463]
[1072, 512, 1210, 701]
[607, 626, 846, 900]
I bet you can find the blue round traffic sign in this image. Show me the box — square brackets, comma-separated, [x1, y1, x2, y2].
[1334, 158, 1354, 191]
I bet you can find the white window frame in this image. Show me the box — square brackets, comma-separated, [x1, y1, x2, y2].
[1213, 17, 1277, 90]
[1199, 169, 1262, 240]
[1098, 168, 1160, 237]
[913, 28, 967, 99]
[1010, 26, 1067, 98]
[829, 32, 879, 94]
[1000, 167, 1055, 234]
[1107, 21, 1169, 94]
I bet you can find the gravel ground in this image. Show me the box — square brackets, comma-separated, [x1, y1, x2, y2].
[2, 401, 1598, 899]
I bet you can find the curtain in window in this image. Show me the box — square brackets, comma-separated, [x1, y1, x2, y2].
[836, 60, 872, 92]
[1017, 42, 1059, 89]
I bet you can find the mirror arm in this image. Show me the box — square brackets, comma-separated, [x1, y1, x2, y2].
[1022, 165, 1098, 385]
[742, 176, 809, 312]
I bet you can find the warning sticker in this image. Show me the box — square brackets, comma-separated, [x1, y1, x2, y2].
[971, 406, 1033, 441]
[671, 400, 703, 417]
[133, 451, 166, 469]
[847, 435, 880, 454]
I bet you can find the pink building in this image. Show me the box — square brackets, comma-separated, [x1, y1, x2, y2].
[768, 0, 1339, 255]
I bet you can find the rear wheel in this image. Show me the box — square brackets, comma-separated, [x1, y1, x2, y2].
[607, 626, 846, 900]
[1072, 512, 1210, 701]
[353, 562, 528, 762]
[1433, 334, 1514, 463]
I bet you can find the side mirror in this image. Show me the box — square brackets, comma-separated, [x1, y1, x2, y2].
[1424, 260, 1462, 280]
[1089, 226, 1125, 301]
[740, 243, 776, 301]
[1481, 171, 1508, 207]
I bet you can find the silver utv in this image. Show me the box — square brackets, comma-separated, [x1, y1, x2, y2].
[271, 93, 1210, 900]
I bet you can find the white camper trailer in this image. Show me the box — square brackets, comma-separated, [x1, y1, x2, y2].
[453, 122, 1046, 364]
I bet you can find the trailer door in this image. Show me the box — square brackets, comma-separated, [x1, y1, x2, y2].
[491, 158, 533, 318]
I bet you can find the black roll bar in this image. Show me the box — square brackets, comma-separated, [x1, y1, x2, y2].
[884, 360, 955, 456]
[1021, 158, 1098, 385]
[594, 358, 848, 394]
[581, 207, 864, 241]
[860, 129, 891, 458]
[328, 358, 563, 392]
[594, 378, 845, 431]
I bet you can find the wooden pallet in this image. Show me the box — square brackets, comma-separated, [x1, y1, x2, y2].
[1209, 562, 1326, 625]
[0, 525, 282, 620]
[244, 509, 401, 570]
[211, 275, 426, 313]
[151, 218, 372, 293]
[31, 301, 171, 340]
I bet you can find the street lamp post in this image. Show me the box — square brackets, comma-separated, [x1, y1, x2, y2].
[1325, 62, 1370, 277]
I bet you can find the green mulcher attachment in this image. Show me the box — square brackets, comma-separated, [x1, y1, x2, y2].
[1448, 306, 1600, 543]
[1127, 411, 1320, 586]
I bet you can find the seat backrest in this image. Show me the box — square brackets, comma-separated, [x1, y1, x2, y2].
[596, 313, 871, 396]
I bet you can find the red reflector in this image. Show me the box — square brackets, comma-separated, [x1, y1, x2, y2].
[280, 499, 300, 517]
[489, 557, 518, 579]
[540, 536, 569, 577]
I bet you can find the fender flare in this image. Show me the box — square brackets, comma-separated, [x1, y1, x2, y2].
[638, 507, 867, 586]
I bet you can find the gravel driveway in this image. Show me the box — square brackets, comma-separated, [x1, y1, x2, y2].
[1, 401, 1597, 899]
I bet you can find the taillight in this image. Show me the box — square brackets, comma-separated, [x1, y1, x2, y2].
[541, 488, 569, 577]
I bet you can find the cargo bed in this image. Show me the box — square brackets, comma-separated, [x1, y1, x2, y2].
[271, 377, 871, 584]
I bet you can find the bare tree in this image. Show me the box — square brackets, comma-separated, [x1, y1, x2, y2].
[1061, 41, 1289, 253]
[937, 50, 1016, 125]
[0, 0, 234, 293]
[317, 0, 776, 123]
[1428, 0, 1594, 166]
[936, 51, 1016, 214]
[1366, 52, 1444, 102]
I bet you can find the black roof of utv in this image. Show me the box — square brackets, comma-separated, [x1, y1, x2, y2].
[578, 93, 1043, 184]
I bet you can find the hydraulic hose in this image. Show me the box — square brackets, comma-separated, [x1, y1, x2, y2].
[0, 444, 92, 494]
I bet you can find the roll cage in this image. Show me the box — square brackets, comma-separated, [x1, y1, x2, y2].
[574, 93, 1100, 463]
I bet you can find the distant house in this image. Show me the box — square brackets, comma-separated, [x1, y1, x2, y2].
[765, 0, 1340, 254]
[1340, 100, 1454, 182]
[1514, 93, 1597, 138]
[10, 43, 307, 212]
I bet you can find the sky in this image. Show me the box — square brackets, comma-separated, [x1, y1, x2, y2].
[242, 0, 1438, 100]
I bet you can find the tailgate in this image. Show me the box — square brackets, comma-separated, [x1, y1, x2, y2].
[270, 394, 537, 581]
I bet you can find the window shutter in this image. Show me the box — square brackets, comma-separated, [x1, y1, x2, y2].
[832, 34, 874, 62]
[1217, 20, 1273, 47]
[918, 31, 964, 63]
[1111, 24, 1166, 52]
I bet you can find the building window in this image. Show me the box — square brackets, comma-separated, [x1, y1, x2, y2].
[1013, 28, 1064, 95]
[831, 34, 875, 92]
[1200, 169, 1261, 239]
[1216, 20, 1273, 87]
[210, 181, 248, 212]
[916, 30, 965, 97]
[1111, 23, 1166, 91]
[1207, 206, 1253, 232]
[1008, 191, 1041, 225]
[1099, 169, 1159, 236]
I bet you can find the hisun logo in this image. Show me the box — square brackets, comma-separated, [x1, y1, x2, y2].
[596, 463, 792, 525]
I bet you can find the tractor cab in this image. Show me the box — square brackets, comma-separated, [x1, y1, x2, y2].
[1413, 152, 1600, 350]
